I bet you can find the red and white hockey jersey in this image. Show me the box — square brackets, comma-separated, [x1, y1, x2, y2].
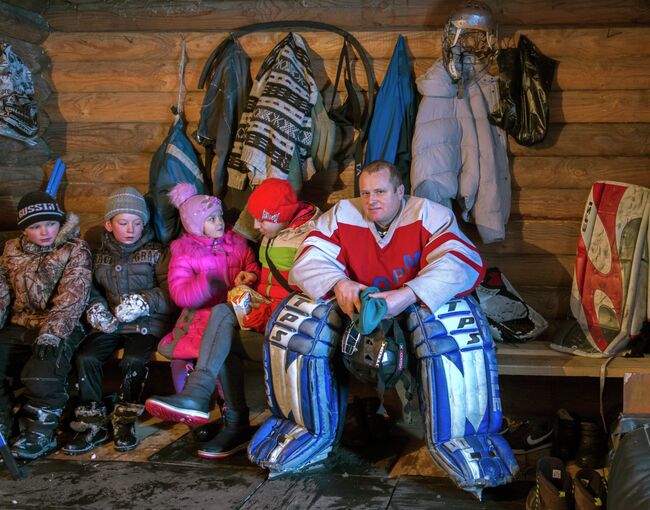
[289, 196, 485, 313]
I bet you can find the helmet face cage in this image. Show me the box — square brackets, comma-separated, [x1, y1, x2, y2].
[341, 322, 406, 388]
[442, 1, 498, 82]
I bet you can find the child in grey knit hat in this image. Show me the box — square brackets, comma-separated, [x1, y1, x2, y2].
[63, 187, 175, 455]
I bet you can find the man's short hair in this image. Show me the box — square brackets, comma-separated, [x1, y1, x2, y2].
[360, 160, 403, 190]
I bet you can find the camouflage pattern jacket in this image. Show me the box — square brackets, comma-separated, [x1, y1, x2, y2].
[90, 227, 174, 339]
[0, 213, 92, 339]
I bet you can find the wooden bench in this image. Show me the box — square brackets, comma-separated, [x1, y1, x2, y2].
[495, 341, 650, 378]
[135, 337, 650, 378]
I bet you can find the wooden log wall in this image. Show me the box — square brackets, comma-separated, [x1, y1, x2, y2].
[4, 0, 650, 322]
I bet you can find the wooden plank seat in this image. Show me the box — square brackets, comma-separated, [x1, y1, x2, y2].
[116, 333, 650, 378]
[495, 341, 650, 378]
[495, 319, 650, 378]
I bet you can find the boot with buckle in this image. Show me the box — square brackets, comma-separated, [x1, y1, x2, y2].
[11, 404, 61, 460]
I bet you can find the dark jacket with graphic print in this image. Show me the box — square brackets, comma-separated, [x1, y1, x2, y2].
[90, 227, 174, 339]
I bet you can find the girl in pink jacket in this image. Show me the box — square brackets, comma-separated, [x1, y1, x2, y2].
[148, 184, 259, 434]
[157, 184, 258, 360]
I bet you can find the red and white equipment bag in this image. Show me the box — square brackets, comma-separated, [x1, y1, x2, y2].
[570, 181, 650, 356]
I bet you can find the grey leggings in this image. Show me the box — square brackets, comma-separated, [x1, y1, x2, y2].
[197, 303, 262, 412]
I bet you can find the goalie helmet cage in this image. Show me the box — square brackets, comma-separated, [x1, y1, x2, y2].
[197, 20, 377, 196]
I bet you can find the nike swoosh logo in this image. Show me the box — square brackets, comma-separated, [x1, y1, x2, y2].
[526, 429, 554, 446]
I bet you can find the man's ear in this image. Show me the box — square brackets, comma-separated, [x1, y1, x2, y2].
[397, 184, 405, 198]
[104, 220, 113, 233]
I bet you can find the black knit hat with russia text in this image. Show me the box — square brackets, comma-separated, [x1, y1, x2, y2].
[16, 191, 64, 229]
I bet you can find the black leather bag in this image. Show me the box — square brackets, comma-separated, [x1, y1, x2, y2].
[489, 35, 556, 146]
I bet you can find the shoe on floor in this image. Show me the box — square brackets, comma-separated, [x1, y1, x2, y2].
[575, 421, 607, 469]
[145, 395, 210, 427]
[525, 456, 573, 510]
[12, 432, 57, 460]
[63, 427, 110, 455]
[552, 408, 581, 461]
[574, 468, 607, 510]
[503, 416, 554, 454]
[197, 426, 252, 459]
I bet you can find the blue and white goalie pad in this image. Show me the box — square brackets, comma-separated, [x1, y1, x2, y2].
[406, 296, 518, 497]
[248, 293, 346, 474]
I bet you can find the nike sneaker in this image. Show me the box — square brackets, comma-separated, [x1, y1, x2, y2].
[503, 417, 554, 454]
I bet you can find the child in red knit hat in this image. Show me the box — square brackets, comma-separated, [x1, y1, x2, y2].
[241, 179, 319, 330]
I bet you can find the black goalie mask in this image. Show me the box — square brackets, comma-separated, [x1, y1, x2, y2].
[341, 319, 407, 389]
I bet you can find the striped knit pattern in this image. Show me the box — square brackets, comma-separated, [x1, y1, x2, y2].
[227, 33, 318, 189]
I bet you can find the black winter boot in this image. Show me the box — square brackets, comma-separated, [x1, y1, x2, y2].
[575, 421, 607, 469]
[62, 402, 110, 455]
[552, 408, 581, 461]
[145, 369, 214, 427]
[112, 402, 143, 452]
[11, 404, 61, 460]
[197, 408, 251, 459]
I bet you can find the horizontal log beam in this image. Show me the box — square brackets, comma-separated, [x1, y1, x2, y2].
[47, 55, 650, 93]
[0, 138, 50, 165]
[516, 286, 570, 320]
[43, 0, 650, 32]
[43, 28, 650, 64]
[469, 220, 580, 256]
[511, 156, 650, 190]
[509, 124, 650, 157]
[482, 254, 575, 288]
[0, 0, 49, 44]
[44, 122, 650, 158]
[43, 90, 650, 124]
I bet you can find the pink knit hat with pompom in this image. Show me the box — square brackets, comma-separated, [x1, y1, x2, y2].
[168, 183, 222, 237]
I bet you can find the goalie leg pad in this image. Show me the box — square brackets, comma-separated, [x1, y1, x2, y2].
[406, 297, 518, 496]
[248, 293, 345, 474]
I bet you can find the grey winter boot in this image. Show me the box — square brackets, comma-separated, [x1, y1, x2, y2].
[145, 369, 215, 427]
[62, 402, 110, 455]
[112, 402, 143, 452]
[11, 404, 61, 460]
[197, 407, 251, 459]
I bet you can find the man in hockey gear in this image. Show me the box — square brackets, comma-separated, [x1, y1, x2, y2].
[249, 160, 517, 498]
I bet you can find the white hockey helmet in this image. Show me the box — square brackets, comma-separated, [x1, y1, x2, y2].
[442, 1, 498, 82]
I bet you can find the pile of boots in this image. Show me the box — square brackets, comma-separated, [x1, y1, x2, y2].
[526, 456, 607, 510]
[63, 401, 143, 455]
[11, 404, 61, 460]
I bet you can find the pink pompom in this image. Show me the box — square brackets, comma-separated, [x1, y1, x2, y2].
[168, 182, 197, 208]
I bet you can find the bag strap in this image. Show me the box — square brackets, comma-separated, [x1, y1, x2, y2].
[329, 40, 364, 195]
[264, 240, 293, 293]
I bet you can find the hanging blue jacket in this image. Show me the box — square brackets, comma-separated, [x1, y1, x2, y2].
[363, 35, 418, 190]
[147, 116, 205, 245]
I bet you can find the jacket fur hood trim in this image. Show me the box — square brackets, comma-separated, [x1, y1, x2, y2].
[20, 212, 81, 254]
